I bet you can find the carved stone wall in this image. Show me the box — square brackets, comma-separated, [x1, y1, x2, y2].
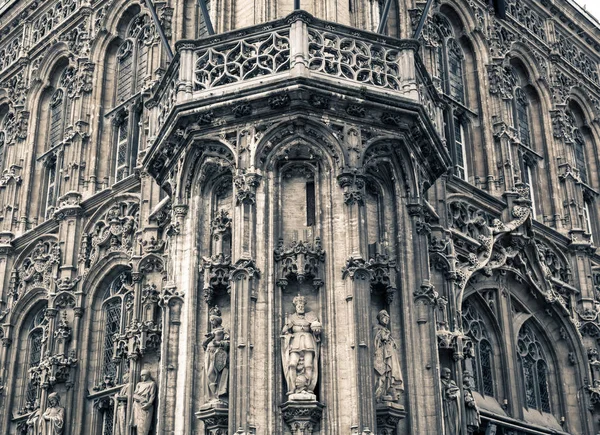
[0, 0, 599, 434]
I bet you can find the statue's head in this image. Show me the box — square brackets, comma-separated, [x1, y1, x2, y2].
[293, 295, 306, 313]
[122, 373, 129, 383]
[463, 370, 474, 387]
[441, 367, 452, 379]
[377, 310, 390, 326]
[140, 369, 151, 381]
[48, 393, 60, 407]
[209, 306, 223, 328]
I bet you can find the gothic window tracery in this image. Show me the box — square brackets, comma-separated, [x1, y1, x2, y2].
[517, 322, 551, 413]
[462, 300, 495, 397]
[21, 308, 47, 414]
[109, 14, 154, 184]
[98, 271, 133, 385]
[430, 13, 474, 182]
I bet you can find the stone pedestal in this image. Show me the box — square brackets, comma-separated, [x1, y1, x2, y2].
[375, 402, 406, 435]
[281, 400, 324, 435]
[196, 402, 229, 435]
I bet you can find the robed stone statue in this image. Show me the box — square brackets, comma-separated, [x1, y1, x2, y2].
[131, 370, 156, 435]
[39, 393, 65, 435]
[202, 306, 230, 404]
[281, 295, 322, 398]
[441, 367, 460, 435]
[373, 309, 404, 403]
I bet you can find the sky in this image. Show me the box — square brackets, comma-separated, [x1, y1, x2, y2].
[575, 0, 600, 21]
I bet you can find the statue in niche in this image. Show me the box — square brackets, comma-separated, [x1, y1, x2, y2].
[440, 367, 460, 435]
[202, 306, 230, 404]
[39, 393, 65, 435]
[463, 371, 480, 434]
[373, 309, 404, 403]
[26, 409, 40, 435]
[281, 295, 322, 399]
[131, 370, 156, 435]
[114, 373, 129, 435]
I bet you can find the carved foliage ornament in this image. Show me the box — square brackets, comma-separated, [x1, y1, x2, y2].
[13, 240, 61, 298]
[79, 201, 139, 270]
[274, 238, 325, 290]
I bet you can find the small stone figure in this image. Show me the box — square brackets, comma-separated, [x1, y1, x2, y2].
[463, 371, 480, 434]
[281, 295, 322, 398]
[131, 370, 156, 435]
[114, 373, 129, 435]
[202, 306, 230, 404]
[440, 367, 460, 435]
[39, 393, 65, 435]
[373, 309, 404, 403]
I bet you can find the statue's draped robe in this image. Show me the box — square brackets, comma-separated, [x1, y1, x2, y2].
[39, 405, 64, 435]
[132, 380, 156, 435]
[114, 383, 129, 435]
[281, 312, 320, 393]
[373, 324, 404, 400]
[441, 378, 461, 434]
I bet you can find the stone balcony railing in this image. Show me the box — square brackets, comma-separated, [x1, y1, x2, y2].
[148, 10, 443, 139]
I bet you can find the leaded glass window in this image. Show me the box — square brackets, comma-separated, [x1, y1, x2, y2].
[584, 200, 594, 243]
[447, 39, 465, 104]
[517, 322, 551, 412]
[515, 88, 530, 147]
[99, 271, 133, 385]
[454, 118, 468, 181]
[116, 40, 134, 103]
[23, 308, 47, 412]
[574, 131, 588, 184]
[115, 118, 129, 182]
[49, 89, 64, 149]
[45, 159, 57, 219]
[462, 301, 495, 396]
[0, 131, 5, 172]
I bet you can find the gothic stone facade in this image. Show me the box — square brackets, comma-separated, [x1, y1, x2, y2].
[1, 0, 600, 434]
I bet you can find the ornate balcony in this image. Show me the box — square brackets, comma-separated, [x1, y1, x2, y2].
[145, 10, 448, 186]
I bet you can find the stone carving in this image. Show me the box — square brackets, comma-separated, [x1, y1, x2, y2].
[202, 306, 230, 405]
[39, 393, 65, 435]
[14, 240, 61, 297]
[132, 370, 156, 435]
[440, 368, 460, 435]
[194, 30, 291, 91]
[281, 295, 321, 399]
[79, 200, 139, 270]
[0, 35, 22, 72]
[114, 373, 129, 435]
[463, 371, 480, 434]
[373, 310, 403, 403]
[308, 29, 402, 90]
[553, 32, 599, 84]
[274, 238, 325, 290]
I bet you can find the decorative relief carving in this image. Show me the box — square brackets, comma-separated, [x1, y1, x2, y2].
[274, 238, 325, 290]
[337, 172, 365, 206]
[553, 31, 599, 84]
[505, 0, 547, 42]
[487, 63, 517, 99]
[79, 200, 139, 271]
[308, 29, 402, 90]
[194, 30, 290, 91]
[233, 172, 261, 205]
[13, 240, 61, 298]
[0, 35, 22, 72]
[31, 0, 80, 46]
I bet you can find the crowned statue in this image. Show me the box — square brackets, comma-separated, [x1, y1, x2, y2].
[281, 295, 322, 400]
[202, 306, 230, 405]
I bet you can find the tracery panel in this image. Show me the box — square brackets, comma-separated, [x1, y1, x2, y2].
[517, 322, 551, 413]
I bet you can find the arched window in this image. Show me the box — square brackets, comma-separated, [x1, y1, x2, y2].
[99, 271, 133, 384]
[22, 309, 47, 413]
[517, 322, 551, 413]
[431, 13, 474, 182]
[109, 14, 154, 183]
[462, 301, 495, 397]
[42, 67, 75, 219]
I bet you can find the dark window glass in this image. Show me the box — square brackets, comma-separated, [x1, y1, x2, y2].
[447, 39, 464, 103]
[462, 301, 494, 397]
[517, 323, 551, 412]
[306, 181, 315, 226]
[102, 299, 122, 380]
[574, 132, 588, 184]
